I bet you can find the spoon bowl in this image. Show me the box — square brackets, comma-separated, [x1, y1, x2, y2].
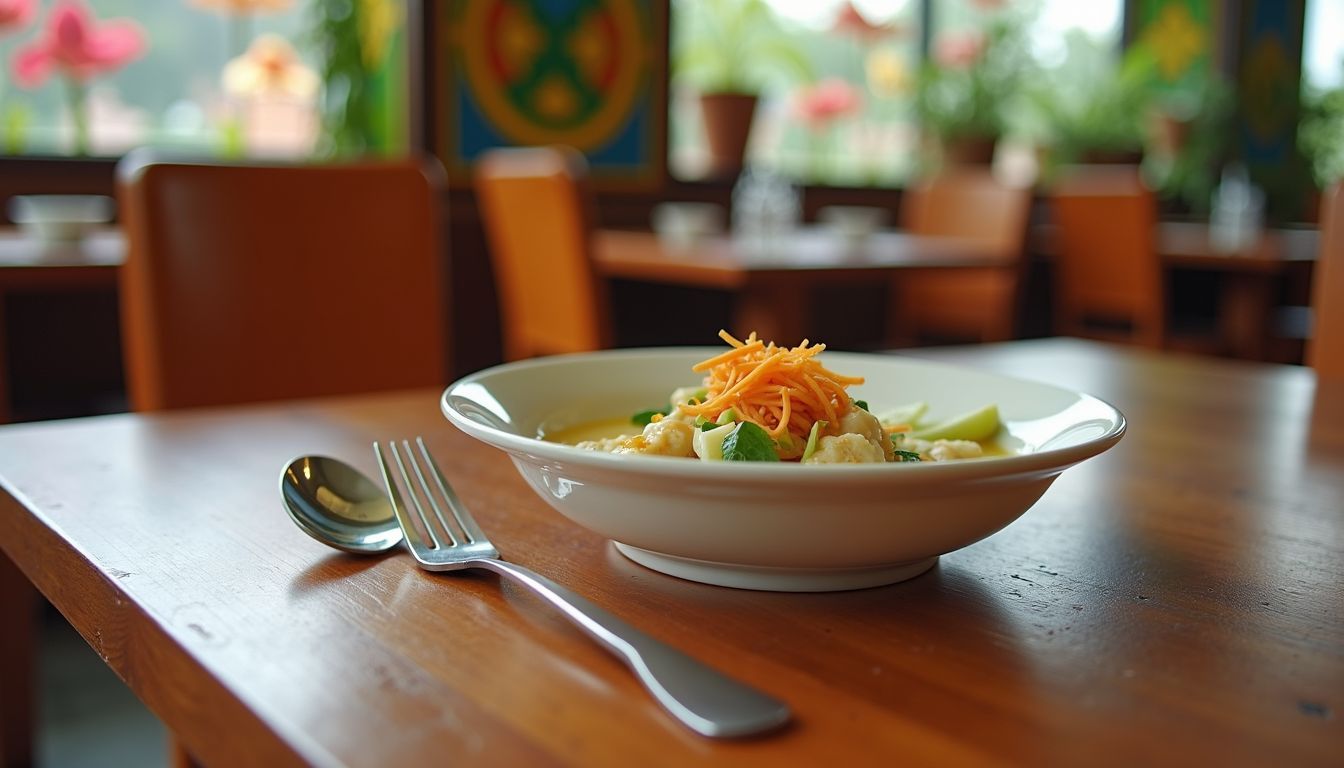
[280, 455, 402, 553]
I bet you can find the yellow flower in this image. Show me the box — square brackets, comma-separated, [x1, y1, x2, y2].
[865, 48, 910, 98]
[223, 33, 318, 99]
[191, 0, 292, 13]
[358, 0, 400, 68]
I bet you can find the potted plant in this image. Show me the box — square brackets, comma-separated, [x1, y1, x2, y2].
[914, 9, 1030, 166]
[1300, 70, 1344, 192]
[672, 0, 810, 178]
[1029, 46, 1156, 171]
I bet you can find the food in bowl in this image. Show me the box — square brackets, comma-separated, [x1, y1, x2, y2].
[440, 343, 1127, 590]
[548, 331, 1001, 464]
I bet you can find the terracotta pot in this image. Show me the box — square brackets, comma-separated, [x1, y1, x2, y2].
[1148, 111, 1192, 157]
[940, 134, 997, 165]
[699, 92, 758, 178]
[1079, 148, 1145, 165]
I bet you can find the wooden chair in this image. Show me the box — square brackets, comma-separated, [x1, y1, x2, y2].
[116, 150, 449, 411]
[1308, 182, 1344, 379]
[474, 146, 611, 361]
[889, 168, 1034, 345]
[1048, 166, 1167, 348]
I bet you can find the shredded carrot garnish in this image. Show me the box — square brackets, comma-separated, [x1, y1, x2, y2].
[679, 330, 864, 442]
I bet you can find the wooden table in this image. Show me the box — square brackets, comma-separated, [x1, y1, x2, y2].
[1158, 222, 1317, 360]
[2, 338, 1340, 766]
[1032, 221, 1319, 360]
[0, 228, 122, 424]
[593, 228, 1009, 346]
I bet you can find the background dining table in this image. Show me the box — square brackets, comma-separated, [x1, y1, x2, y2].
[593, 227, 1010, 347]
[0, 228, 122, 424]
[1, 337, 1341, 766]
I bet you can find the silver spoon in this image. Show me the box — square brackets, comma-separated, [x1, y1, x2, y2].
[280, 452, 791, 737]
[281, 455, 403, 553]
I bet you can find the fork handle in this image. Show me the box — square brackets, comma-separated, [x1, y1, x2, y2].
[477, 558, 790, 738]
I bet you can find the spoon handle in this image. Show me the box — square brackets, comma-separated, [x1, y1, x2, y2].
[476, 558, 790, 738]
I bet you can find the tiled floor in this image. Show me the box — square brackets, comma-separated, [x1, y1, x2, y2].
[38, 608, 166, 768]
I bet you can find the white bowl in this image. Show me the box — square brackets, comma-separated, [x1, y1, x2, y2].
[7, 194, 115, 244]
[817, 205, 888, 243]
[651, 202, 724, 247]
[441, 349, 1125, 591]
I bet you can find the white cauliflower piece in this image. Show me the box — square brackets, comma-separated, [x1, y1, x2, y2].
[896, 436, 985, 462]
[803, 433, 887, 464]
[927, 439, 983, 461]
[575, 435, 636, 452]
[836, 406, 893, 461]
[609, 418, 696, 458]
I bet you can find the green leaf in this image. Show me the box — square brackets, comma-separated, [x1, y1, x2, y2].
[853, 400, 869, 412]
[721, 421, 779, 462]
[893, 449, 922, 463]
[699, 421, 719, 432]
[632, 407, 669, 426]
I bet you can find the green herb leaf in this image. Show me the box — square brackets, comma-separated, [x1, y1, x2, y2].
[699, 421, 719, 432]
[893, 449, 922, 462]
[632, 407, 669, 426]
[853, 399, 869, 412]
[721, 421, 779, 462]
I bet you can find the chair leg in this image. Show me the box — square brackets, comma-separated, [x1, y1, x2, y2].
[1, 552, 37, 768]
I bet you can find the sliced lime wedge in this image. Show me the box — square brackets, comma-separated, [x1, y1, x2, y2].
[909, 404, 1000, 442]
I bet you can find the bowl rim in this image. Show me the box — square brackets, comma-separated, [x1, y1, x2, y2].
[440, 347, 1126, 485]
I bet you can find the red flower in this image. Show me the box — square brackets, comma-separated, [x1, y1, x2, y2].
[0, 0, 36, 36]
[12, 0, 146, 87]
[933, 31, 986, 70]
[793, 78, 863, 128]
[831, 1, 903, 43]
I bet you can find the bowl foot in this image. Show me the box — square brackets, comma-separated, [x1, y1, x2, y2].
[612, 542, 938, 592]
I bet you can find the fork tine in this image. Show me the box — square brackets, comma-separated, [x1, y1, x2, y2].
[396, 438, 464, 548]
[387, 439, 454, 549]
[414, 437, 491, 545]
[374, 440, 432, 551]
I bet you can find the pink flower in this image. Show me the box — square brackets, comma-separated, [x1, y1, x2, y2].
[933, 31, 985, 70]
[12, 0, 146, 88]
[0, 0, 35, 36]
[793, 78, 863, 128]
[830, 1, 903, 43]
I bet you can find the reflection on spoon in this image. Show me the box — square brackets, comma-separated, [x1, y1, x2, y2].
[280, 455, 402, 553]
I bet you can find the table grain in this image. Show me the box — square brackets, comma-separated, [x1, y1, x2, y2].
[1, 338, 1341, 767]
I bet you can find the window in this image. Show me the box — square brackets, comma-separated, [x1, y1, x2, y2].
[0, 0, 405, 159]
[670, 0, 1127, 187]
[1303, 0, 1344, 91]
[670, 0, 922, 186]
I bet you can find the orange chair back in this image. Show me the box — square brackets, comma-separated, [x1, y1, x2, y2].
[116, 151, 449, 412]
[901, 168, 1033, 256]
[891, 169, 1033, 344]
[1309, 182, 1344, 379]
[474, 146, 611, 361]
[1050, 166, 1165, 348]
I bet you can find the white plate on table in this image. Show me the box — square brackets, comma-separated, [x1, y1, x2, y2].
[442, 348, 1125, 592]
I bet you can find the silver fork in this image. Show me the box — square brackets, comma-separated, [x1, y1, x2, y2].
[373, 437, 791, 738]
